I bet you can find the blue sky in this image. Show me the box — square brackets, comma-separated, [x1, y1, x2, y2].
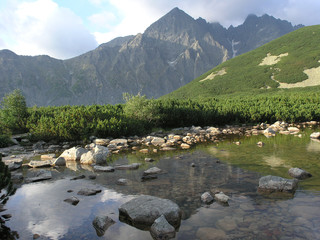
[0, 0, 319, 59]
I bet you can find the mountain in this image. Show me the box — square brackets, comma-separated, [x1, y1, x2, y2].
[165, 25, 320, 99]
[0, 8, 303, 106]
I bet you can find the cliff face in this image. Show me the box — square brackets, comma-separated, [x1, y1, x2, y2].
[0, 8, 302, 106]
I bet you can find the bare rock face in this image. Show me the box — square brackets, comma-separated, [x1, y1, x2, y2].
[288, 168, 312, 180]
[258, 175, 298, 193]
[119, 195, 182, 230]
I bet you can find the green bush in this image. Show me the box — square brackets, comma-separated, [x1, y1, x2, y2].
[0, 89, 28, 133]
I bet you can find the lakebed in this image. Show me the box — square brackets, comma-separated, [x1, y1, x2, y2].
[1, 124, 320, 239]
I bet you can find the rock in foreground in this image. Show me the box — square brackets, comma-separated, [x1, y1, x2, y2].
[119, 195, 181, 230]
[258, 175, 298, 193]
[92, 215, 115, 237]
[150, 215, 176, 240]
[288, 168, 312, 180]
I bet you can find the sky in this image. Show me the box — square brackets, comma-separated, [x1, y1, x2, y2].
[0, 0, 319, 59]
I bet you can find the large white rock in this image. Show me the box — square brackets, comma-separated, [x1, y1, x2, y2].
[60, 147, 88, 161]
[80, 145, 109, 165]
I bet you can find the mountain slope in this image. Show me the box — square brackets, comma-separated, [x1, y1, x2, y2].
[165, 25, 320, 99]
[0, 8, 302, 106]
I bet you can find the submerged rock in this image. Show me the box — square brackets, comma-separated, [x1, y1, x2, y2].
[25, 170, 52, 182]
[70, 175, 86, 180]
[150, 215, 176, 240]
[115, 163, 140, 170]
[143, 167, 162, 176]
[119, 195, 181, 230]
[92, 215, 115, 237]
[258, 175, 298, 193]
[64, 196, 80, 206]
[77, 188, 102, 196]
[201, 192, 214, 204]
[117, 178, 128, 185]
[93, 165, 115, 172]
[288, 168, 312, 180]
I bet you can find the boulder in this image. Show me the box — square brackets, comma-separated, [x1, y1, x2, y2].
[64, 196, 80, 206]
[119, 195, 182, 230]
[60, 147, 88, 161]
[77, 188, 102, 196]
[93, 165, 115, 172]
[28, 160, 52, 168]
[214, 192, 229, 204]
[258, 175, 298, 193]
[180, 143, 190, 149]
[3, 158, 23, 171]
[310, 132, 320, 139]
[92, 215, 115, 237]
[264, 128, 276, 135]
[288, 168, 312, 180]
[150, 215, 176, 240]
[143, 167, 162, 176]
[93, 145, 109, 164]
[288, 127, 299, 133]
[53, 157, 66, 166]
[201, 192, 213, 204]
[80, 145, 109, 165]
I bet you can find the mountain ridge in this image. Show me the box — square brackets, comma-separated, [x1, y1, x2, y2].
[0, 8, 303, 106]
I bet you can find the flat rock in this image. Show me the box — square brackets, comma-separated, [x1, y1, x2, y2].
[40, 154, 56, 160]
[258, 175, 298, 193]
[150, 215, 176, 240]
[288, 168, 312, 180]
[141, 175, 158, 182]
[161, 147, 176, 151]
[119, 195, 181, 230]
[109, 139, 128, 146]
[3, 158, 23, 171]
[25, 170, 52, 182]
[28, 160, 52, 168]
[201, 192, 214, 204]
[94, 138, 110, 146]
[92, 215, 115, 237]
[64, 196, 80, 206]
[93, 165, 115, 172]
[115, 163, 140, 170]
[151, 137, 166, 146]
[117, 178, 128, 185]
[143, 167, 162, 176]
[77, 188, 102, 196]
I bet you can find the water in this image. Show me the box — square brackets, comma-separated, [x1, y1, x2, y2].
[3, 128, 320, 239]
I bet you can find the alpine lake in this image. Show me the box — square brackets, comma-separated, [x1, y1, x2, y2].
[3, 127, 320, 240]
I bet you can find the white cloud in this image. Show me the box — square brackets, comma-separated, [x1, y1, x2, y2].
[0, 0, 98, 59]
[88, 11, 117, 30]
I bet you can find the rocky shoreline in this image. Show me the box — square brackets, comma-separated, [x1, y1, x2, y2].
[1, 120, 319, 170]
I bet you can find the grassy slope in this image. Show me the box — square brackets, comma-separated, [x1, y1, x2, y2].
[165, 25, 320, 99]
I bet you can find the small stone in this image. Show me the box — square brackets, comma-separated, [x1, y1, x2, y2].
[143, 167, 162, 176]
[77, 188, 102, 196]
[181, 143, 190, 149]
[70, 175, 86, 180]
[93, 165, 115, 172]
[67, 190, 73, 193]
[234, 141, 241, 145]
[150, 215, 176, 240]
[88, 175, 97, 179]
[191, 163, 196, 167]
[33, 234, 40, 239]
[1, 214, 12, 219]
[257, 141, 264, 147]
[64, 196, 80, 206]
[117, 178, 128, 185]
[141, 175, 158, 182]
[214, 192, 229, 204]
[139, 149, 149, 153]
[145, 158, 154, 162]
[288, 168, 312, 180]
[201, 192, 214, 204]
[115, 163, 140, 170]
